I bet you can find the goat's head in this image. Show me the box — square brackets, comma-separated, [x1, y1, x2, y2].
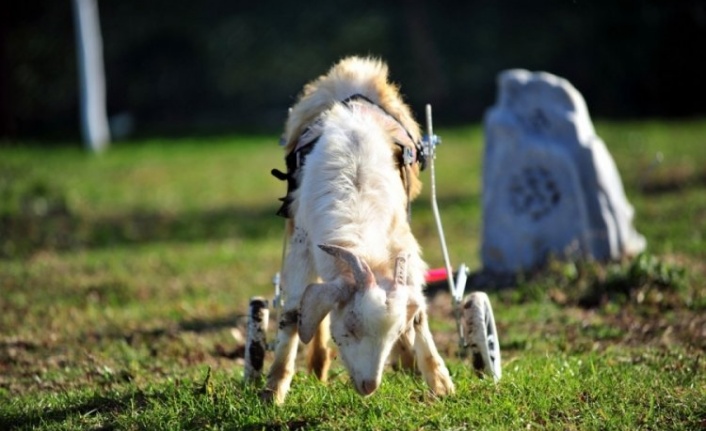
[298, 244, 422, 396]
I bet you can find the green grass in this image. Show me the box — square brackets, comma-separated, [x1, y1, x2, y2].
[1, 120, 705, 430]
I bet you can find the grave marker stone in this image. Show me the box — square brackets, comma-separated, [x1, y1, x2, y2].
[481, 69, 646, 272]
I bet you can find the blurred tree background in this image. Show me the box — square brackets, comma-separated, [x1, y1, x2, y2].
[3, 0, 706, 140]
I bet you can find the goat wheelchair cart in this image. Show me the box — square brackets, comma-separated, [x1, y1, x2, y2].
[244, 105, 501, 384]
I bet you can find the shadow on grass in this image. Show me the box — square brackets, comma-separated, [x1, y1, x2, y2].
[1, 204, 283, 259]
[638, 164, 706, 195]
[1, 191, 481, 260]
[81, 313, 250, 346]
[0, 390, 155, 430]
[0, 382, 318, 430]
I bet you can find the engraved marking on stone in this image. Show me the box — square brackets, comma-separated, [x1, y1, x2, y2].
[509, 166, 561, 221]
[525, 108, 550, 133]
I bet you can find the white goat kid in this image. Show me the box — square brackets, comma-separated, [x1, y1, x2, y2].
[262, 57, 454, 404]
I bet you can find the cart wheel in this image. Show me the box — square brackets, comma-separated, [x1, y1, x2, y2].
[244, 297, 269, 382]
[463, 292, 501, 381]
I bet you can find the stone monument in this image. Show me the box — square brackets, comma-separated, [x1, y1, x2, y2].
[481, 69, 646, 273]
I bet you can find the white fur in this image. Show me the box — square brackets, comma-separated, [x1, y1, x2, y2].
[262, 57, 454, 404]
[296, 104, 424, 283]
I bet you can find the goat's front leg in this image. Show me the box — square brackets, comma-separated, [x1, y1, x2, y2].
[413, 310, 455, 396]
[390, 323, 416, 372]
[261, 307, 300, 404]
[261, 228, 314, 404]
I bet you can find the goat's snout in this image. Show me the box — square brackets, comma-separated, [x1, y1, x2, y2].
[358, 379, 379, 396]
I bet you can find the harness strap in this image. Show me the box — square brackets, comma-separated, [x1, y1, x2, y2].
[271, 139, 316, 218]
[343, 94, 426, 170]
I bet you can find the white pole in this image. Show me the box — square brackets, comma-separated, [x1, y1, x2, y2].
[425, 104, 466, 349]
[426, 104, 455, 297]
[72, 0, 110, 152]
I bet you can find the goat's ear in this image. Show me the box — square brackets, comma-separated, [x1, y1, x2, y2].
[299, 281, 350, 343]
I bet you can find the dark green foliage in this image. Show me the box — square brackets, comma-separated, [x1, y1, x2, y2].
[3, 1, 706, 138]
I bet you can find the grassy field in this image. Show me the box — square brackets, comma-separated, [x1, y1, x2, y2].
[1, 119, 705, 430]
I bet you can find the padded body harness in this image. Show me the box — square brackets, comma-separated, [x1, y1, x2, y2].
[271, 94, 427, 218]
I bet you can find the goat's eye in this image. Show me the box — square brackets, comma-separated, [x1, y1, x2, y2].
[345, 313, 362, 340]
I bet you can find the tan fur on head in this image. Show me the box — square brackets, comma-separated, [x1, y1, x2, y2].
[284, 56, 423, 200]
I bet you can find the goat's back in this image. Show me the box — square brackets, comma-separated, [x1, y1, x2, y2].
[294, 104, 416, 281]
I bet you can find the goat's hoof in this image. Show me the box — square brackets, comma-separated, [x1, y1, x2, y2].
[260, 388, 286, 405]
[259, 388, 282, 405]
[430, 378, 455, 397]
